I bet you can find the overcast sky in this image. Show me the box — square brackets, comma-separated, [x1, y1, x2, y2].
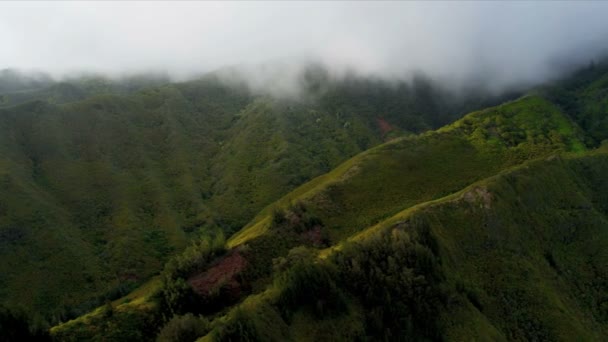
[2, 1, 608, 90]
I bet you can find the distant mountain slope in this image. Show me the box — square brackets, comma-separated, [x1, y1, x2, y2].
[0, 68, 505, 322]
[10, 61, 608, 338]
[0, 71, 170, 107]
[543, 60, 608, 146]
[228, 95, 585, 248]
[0, 69, 53, 94]
[49, 89, 602, 340]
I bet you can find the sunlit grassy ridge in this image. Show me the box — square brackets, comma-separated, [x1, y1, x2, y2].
[198, 149, 608, 341]
[230, 95, 586, 246]
[49, 277, 162, 341]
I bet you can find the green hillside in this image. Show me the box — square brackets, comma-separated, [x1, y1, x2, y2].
[543, 60, 608, 146]
[197, 148, 608, 341]
[0, 69, 53, 94]
[5, 62, 608, 340]
[229, 95, 585, 247]
[0, 71, 169, 107]
[0, 69, 503, 323]
[49, 84, 607, 340]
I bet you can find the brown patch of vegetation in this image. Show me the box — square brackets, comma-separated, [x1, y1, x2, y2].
[302, 225, 324, 246]
[463, 186, 492, 209]
[377, 117, 393, 137]
[188, 250, 248, 299]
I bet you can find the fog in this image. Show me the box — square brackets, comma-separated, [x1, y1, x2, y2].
[1, 1, 608, 94]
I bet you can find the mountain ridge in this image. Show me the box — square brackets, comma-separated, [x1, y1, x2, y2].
[3, 61, 608, 340]
[0, 66, 514, 322]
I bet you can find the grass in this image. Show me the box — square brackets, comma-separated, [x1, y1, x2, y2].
[50, 277, 162, 340]
[201, 150, 608, 341]
[0, 76, 396, 319]
[50, 65, 608, 340]
[185, 94, 600, 340]
[430, 151, 608, 339]
[14, 63, 608, 339]
[231, 95, 586, 248]
[2, 69, 510, 324]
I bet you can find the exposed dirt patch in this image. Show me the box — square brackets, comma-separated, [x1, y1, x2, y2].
[340, 164, 361, 181]
[302, 225, 324, 246]
[463, 186, 492, 209]
[119, 273, 140, 282]
[285, 210, 304, 228]
[377, 117, 393, 137]
[188, 250, 248, 299]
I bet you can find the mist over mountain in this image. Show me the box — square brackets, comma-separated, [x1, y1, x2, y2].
[2, 2, 608, 95]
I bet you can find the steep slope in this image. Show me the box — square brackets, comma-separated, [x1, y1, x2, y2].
[0, 70, 504, 322]
[49, 92, 593, 340]
[0, 83, 251, 320]
[200, 149, 608, 341]
[0, 72, 170, 108]
[542, 60, 608, 146]
[0, 69, 53, 94]
[229, 95, 585, 247]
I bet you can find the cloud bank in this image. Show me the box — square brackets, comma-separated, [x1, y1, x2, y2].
[1, 1, 608, 92]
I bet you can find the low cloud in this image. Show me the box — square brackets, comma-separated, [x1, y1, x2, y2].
[1, 1, 608, 94]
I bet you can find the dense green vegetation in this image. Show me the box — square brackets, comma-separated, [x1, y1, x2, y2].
[230, 94, 585, 246]
[0, 66, 510, 326]
[0, 69, 170, 107]
[160, 231, 227, 317]
[188, 151, 608, 342]
[83, 149, 597, 342]
[4, 61, 608, 340]
[542, 60, 608, 146]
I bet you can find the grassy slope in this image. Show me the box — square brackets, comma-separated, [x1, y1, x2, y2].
[47, 64, 608, 340]
[542, 61, 608, 146]
[202, 149, 608, 341]
[2, 72, 498, 320]
[434, 149, 608, 340]
[229, 95, 586, 247]
[51, 93, 593, 340]
[0, 84, 246, 318]
[193, 95, 600, 340]
[0, 83, 368, 318]
[0, 73, 170, 108]
[49, 277, 162, 341]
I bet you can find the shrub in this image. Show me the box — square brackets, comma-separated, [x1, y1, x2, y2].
[331, 227, 444, 340]
[156, 313, 210, 342]
[275, 258, 347, 320]
[160, 231, 226, 316]
[213, 308, 262, 342]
